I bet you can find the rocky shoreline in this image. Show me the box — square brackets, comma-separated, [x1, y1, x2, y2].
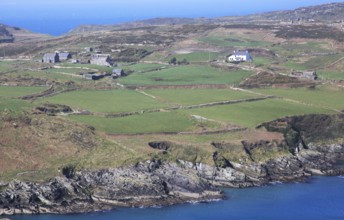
[1, 114, 344, 216]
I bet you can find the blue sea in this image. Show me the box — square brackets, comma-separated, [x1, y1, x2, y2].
[11, 176, 344, 220]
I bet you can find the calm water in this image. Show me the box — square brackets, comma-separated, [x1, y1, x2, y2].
[11, 176, 344, 220]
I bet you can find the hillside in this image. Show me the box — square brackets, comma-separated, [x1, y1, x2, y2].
[68, 17, 212, 35]
[250, 2, 344, 22]
[0, 23, 51, 44]
[0, 24, 14, 43]
[69, 2, 344, 35]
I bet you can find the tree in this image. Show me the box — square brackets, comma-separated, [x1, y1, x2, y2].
[169, 57, 177, 65]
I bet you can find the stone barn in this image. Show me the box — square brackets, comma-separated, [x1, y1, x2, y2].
[89, 54, 114, 66]
[58, 52, 72, 61]
[112, 68, 124, 78]
[42, 53, 60, 63]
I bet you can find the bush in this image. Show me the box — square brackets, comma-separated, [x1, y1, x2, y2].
[62, 165, 76, 179]
[169, 57, 177, 65]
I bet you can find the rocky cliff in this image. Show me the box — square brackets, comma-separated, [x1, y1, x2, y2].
[0, 162, 221, 215]
[1, 114, 344, 216]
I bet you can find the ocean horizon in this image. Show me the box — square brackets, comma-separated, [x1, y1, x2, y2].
[1, 0, 344, 36]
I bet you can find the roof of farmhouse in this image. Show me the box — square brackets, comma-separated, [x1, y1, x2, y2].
[43, 53, 57, 58]
[233, 51, 250, 56]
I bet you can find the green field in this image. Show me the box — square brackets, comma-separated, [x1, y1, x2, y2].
[0, 86, 46, 98]
[118, 65, 253, 86]
[0, 61, 13, 72]
[145, 88, 261, 105]
[70, 111, 194, 134]
[165, 52, 220, 63]
[317, 70, 344, 80]
[253, 86, 344, 111]
[253, 57, 276, 66]
[0, 98, 32, 113]
[39, 89, 166, 113]
[125, 63, 167, 73]
[181, 99, 333, 128]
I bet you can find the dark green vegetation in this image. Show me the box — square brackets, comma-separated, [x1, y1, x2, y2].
[1, 2, 344, 182]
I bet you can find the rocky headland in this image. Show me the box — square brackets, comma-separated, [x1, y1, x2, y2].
[1, 114, 344, 215]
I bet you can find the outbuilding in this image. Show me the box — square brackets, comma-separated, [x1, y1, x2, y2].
[112, 68, 124, 78]
[58, 52, 72, 61]
[89, 54, 114, 66]
[42, 53, 60, 63]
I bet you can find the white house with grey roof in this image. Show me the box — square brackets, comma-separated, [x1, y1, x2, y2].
[227, 50, 252, 63]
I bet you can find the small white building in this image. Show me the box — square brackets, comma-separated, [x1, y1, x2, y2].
[227, 51, 252, 63]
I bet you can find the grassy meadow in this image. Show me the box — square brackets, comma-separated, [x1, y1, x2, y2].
[39, 89, 167, 113]
[180, 98, 333, 128]
[144, 88, 262, 105]
[118, 65, 253, 86]
[253, 86, 344, 111]
[0, 86, 46, 98]
[164, 52, 220, 63]
[70, 111, 195, 134]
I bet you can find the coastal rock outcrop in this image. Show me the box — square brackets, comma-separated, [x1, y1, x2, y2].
[0, 162, 222, 215]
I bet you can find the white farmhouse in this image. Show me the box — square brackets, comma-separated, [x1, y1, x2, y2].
[227, 51, 252, 63]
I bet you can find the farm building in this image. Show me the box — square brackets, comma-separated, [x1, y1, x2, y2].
[83, 73, 94, 80]
[42, 53, 60, 63]
[69, 59, 80, 64]
[85, 47, 93, 52]
[82, 73, 104, 80]
[82, 71, 110, 80]
[227, 51, 252, 63]
[89, 54, 114, 66]
[58, 52, 72, 61]
[112, 69, 124, 78]
[291, 71, 318, 80]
